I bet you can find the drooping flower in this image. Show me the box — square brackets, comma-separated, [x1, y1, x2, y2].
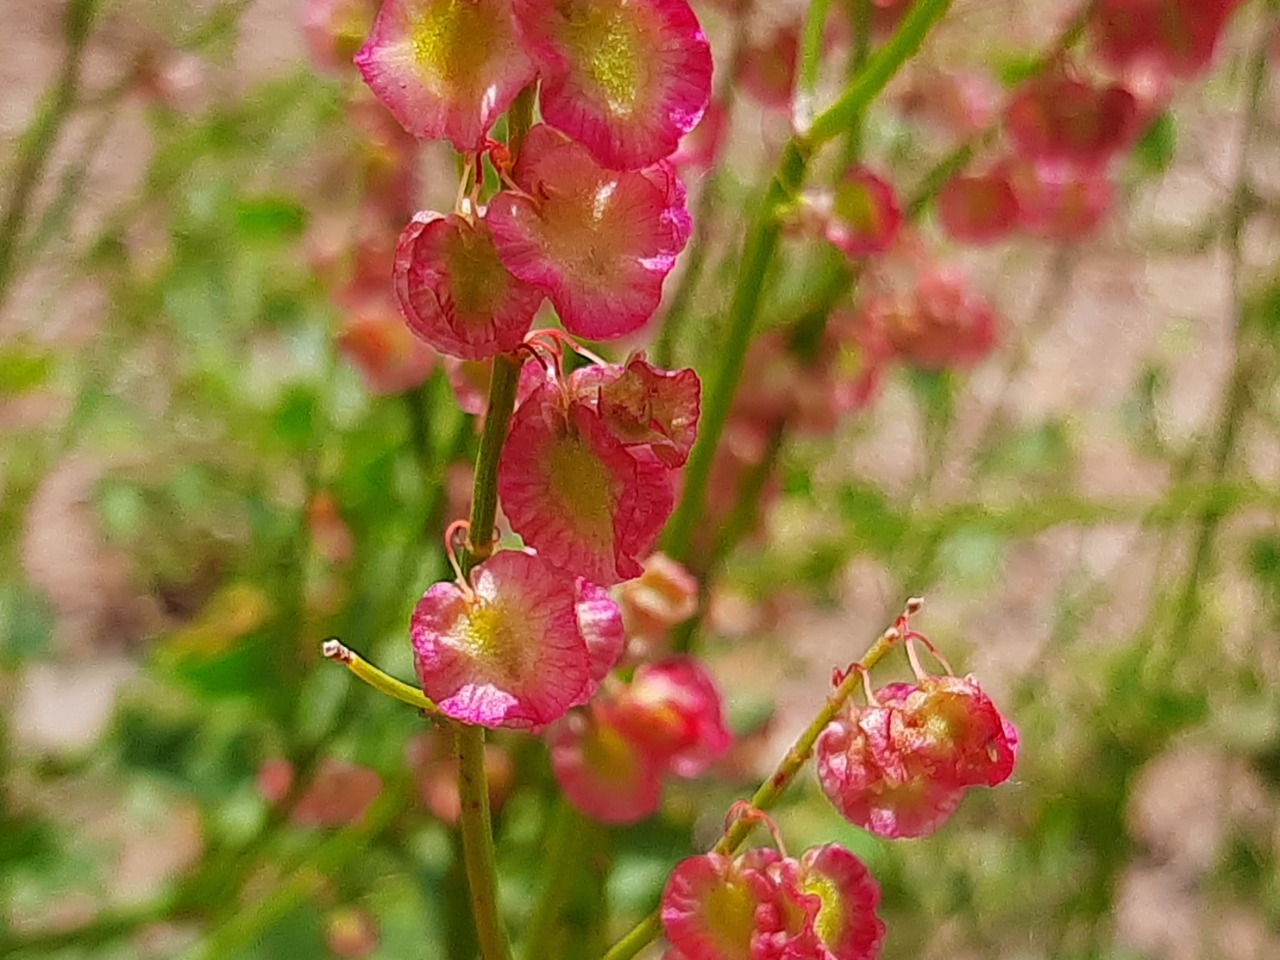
[393, 211, 544, 360]
[410, 550, 622, 729]
[514, 0, 713, 170]
[1005, 73, 1140, 169]
[547, 706, 667, 823]
[568, 354, 701, 466]
[815, 703, 966, 839]
[603, 656, 732, 777]
[937, 168, 1021, 244]
[857, 267, 998, 371]
[1007, 158, 1114, 241]
[487, 125, 692, 340]
[498, 378, 675, 584]
[805, 167, 903, 260]
[355, 0, 537, 150]
[882, 676, 1018, 788]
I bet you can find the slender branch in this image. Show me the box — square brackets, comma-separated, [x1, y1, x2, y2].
[0, 0, 101, 308]
[321, 639, 439, 714]
[463, 353, 521, 572]
[601, 613, 905, 960]
[794, 0, 833, 133]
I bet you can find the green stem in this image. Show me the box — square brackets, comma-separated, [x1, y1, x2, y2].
[464, 353, 521, 572]
[795, 0, 833, 132]
[664, 0, 953, 563]
[321, 639, 439, 713]
[0, 0, 100, 308]
[520, 798, 581, 960]
[456, 723, 512, 960]
[600, 617, 903, 960]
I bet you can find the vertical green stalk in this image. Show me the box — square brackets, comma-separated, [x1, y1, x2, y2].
[664, 0, 953, 564]
[464, 352, 522, 571]
[795, 0, 833, 132]
[456, 723, 511, 960]
[520, 798, 581, 960]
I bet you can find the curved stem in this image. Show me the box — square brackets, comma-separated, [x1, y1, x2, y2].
[600, 615, 903, 960]
[321, 639, 439, 714]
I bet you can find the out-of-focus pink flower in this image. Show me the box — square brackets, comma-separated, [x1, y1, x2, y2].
[547, 707, 667, 823]
[487, 125, 692, 340]
[257, 757, 384, 827]
[325, 906, 380, 959]
[618, 552, 699, 640]
[336, 292, 436, 394]
[806, 167, 903, 260]
[407, 731, 515, 824]
[393, 211, 543, 360]
[355, 0, 537, 150]
[307, 491, 355, 565]
[498, 379, 675, 585]
[670, 98, 729, 172]
[304, 0, 376, 73]
[736, 23, 799, 109]
[1090, 0, 1243, 77]
[604, 656, 732, 778]
[514, 0, 713, 170]
[937, 168, 1021, 245]
[1005, 73, 1140, 169]
[410, 550, 620, 729]
[858, 267, 998, 371]
[899, 68, 1001, 138]
[1007, 158, 1114, 241]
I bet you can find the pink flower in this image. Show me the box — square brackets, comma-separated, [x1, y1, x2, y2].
[569, 354, 701, 466]
[1090, 0, 1242, 77]
[303, 0, 376, 73]
[1005, 74, 1140, 169]
[858, 267, 997, 371]
[807, 167, 903, 260]
[671, 98, 728, 172]
[487, 125, 691, 340]
[514, 0, 713, 170]
[354, 0, 536, 150]
[548, 706, 667, 823]
[604, 656, 732, 778]
[498, 377, 675, 586]
[937, 168, 1021, 245]
[618, 552, 699, 640]
[410, 550, 621, 729]
[336, 291, 436, 394]
[787, 845, 886, 960]
[258, 757, 384, 827]
[736, 24, 799, 109]
[883, 676, 1018, 789]
[661, 852, 779, 960]
[572, 577, 628, 707]
[816, 704, 966, 839]
[1008, 158, 1114, 241]
[393, 211, 544, 360]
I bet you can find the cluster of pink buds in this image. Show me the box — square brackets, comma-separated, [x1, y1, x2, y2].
[816, 611, 1017, 839]
[661, 806, 885, 960]
[548, 655, 732, 823]
[938, 2, 1244, 245]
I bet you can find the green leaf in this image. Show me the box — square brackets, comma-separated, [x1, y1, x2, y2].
[1132, 111, 1177, 175]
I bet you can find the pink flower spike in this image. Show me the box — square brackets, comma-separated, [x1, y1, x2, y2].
[514, 0, 713, 170]
[354, 0, 536, 150]
[661, 852, 778, 960]
[794, 845, 886, 960]
[487, 125, 692, 340]
[606, 656, 732, 778]
[499, 381, 675, 585]
[809, 167, 903, 260]
[570, 355, 701, 467]
[394, 211, 544, 360]
[410, 550, 593, 729]
[548, 706, 666, 823]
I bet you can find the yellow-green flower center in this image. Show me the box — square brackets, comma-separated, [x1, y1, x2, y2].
[412, 1, 495, 87]
[462, 600, 528, 680]
[704, 876, 757, 956]
[547, 433, 614, 551]
[568, 7, 645, 116]
[802, 872, 844, 949]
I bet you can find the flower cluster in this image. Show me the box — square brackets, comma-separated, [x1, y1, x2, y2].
[816, 635, 1017, 839]
[548, 655, 732, 823]
[661, 837, 885, 960]
[935, 2, 1244, 246]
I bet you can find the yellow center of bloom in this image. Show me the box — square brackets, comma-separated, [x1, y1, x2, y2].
[547, 434, 614, 550]
[568, 6, 645, 116]
[462, 600, 528, 681]
[581, 722, 639, 781]
[411, 1, 494, 88]
[802, 872, 844, 948]
[704, 876, 757, 955]
[447, 226, 509, 318]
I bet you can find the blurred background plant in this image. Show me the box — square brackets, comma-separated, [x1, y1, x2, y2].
[2, 1, 1279, 959]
